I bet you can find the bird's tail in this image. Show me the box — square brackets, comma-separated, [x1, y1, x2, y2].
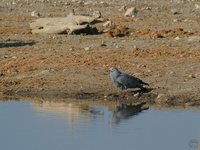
[142, 81, 149, 86]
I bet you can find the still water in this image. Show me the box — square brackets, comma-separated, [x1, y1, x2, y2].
[0, 100, 200, 150]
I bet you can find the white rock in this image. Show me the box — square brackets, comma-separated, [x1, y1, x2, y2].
[195, 4, 200, 9]
[175, 36, 180, 40]
[124, 7, 138, 17]
[84, 47, 90, 51]
[93, 10, 101, 18]
[188, 74, 196, 78]
[103, 20, 112, 27]
[156, 94, 168, 103]
[134, 93, 140, 97]
[12, 56, 17, 59]
[173, 19, 181, 22]
[31, 11, 40, 17]
[171, 9, 179, 14]
[118, 5, 126, 11]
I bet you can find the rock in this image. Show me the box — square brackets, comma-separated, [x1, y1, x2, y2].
[171, 9, 179, 15]
[124, 7, 138, 17]
[31, 11, 41, 17]
[195, 4, 200, 9]
[156, 94, 168, 103]
[133, 45, 138, 50]
[175, 36, 180, 40]
[12, 56, 17, 59]
[100, 41, 107, 46]
[134, 92, 140, 97]
[118, 5, 126, 11]
[147, 69, 152, 73]
[169, 71, 175, 75]
[69, 47, 74, 51]
[188, 74, 196, 78]
[0, 71, 4, 77]
[103, 20, 112, 28]
[93, 10, 101, 18]
[188, 36, 200, 42]
[84, 47, 90, 51]
[173, 19, 181, 22]
[30, 11, 100, 34]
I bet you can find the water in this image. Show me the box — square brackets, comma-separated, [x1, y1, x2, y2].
[0, 100, 200, 150]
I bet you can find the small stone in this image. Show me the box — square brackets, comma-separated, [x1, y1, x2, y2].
[156, 94, 168, 103]
[31, 11, 41, 17]
[134, 92, 140, 97]
[115, 45, 120, 49]
[171, 9, 179, 15]
[173, 19, 181, 22]
[118, 5, 126, 11]
[147, 69, 152, 73]
[12, 56, 17, 59]
[124, 7, 138, 17]
[145, 7, 152, 10]
[69, 47, 74, 51]
[175, 36, 180, 40]
[103, 20, 112, 28]
[195, 4, 200, 9]
[133, 45, 138, 50]
[84, 47, 90, 51]
[100, 41, 107, 46]
[188, 74, 196, 78]
[93, 10, 101, 18]
[12, 0, 16, 5]
[0, 71, 4, 77]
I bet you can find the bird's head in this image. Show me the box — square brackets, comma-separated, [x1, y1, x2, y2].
[109, 67, 121, 76]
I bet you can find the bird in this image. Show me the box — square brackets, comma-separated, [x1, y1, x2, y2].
[109, 67, 149, 90]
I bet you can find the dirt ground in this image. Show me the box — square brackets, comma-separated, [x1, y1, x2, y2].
[0, 0, 200, 107]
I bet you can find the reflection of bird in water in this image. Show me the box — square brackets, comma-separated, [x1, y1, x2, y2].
[112, 102, 149, 124]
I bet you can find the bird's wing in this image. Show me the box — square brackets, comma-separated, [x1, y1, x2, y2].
[131, 75, 149, 86]
[117, 73, 149, 87]
[116, 74, 133, 86]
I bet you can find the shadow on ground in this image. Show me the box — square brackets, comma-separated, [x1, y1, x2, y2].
[0, 41, 36, 48]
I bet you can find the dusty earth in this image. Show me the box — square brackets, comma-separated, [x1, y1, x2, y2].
[0, 0, 200, 107]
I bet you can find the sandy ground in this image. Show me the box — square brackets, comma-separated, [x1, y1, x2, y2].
[0, 0, 200, 106]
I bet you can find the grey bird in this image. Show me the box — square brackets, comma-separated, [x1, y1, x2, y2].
[109, 67, 149, 90]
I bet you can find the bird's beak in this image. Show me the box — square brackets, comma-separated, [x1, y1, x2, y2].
[109, 67, 112, 71]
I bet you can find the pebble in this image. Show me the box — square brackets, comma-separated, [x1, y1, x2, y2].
[134, 92, 140, 97]
[156, 94, 168, 103]
[169, 71, 175, 75]
[124, 7, 138, 17]
[12, 56, 17, 59]
[118, 5, 126, 11]
[100, 41, 107, 46]
[84, 47, 90, 51]
[69, 47, 74, 51]
[173, 19, 181, 22]
[0, 71, 4, 77]
[171, 9, 179, 15]
[188, 74, 196, 78]
[195, 4, 200, 9]
[93, 10, 101, 18]
[31, 11, 41, 17]
[133, 45, 138, 50]
[175, 36, 180, 40]
[103, 20, 112, 28]
[147, 69, 152, 73]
